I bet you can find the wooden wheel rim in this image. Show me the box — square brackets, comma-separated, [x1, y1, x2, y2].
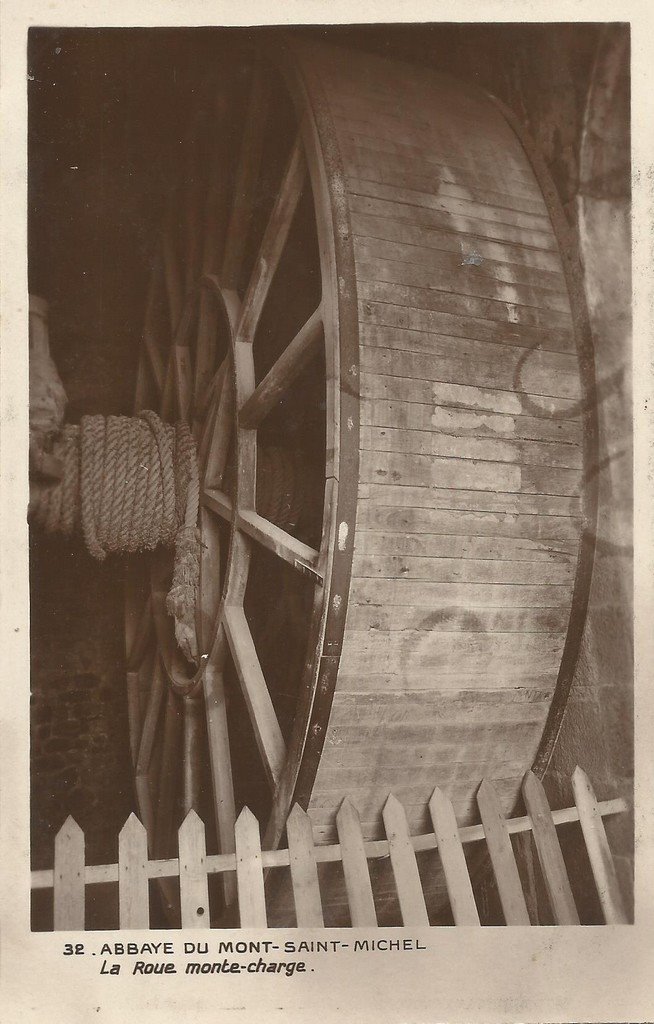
[125, 35, 594, 925]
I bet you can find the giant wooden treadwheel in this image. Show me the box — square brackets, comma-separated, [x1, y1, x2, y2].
[125, 35, 593, 927]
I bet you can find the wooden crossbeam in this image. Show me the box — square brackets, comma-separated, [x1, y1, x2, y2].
[237, 509, 323, 582]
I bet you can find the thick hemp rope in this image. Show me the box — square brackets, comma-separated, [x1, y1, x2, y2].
[30, 411, 201, 663]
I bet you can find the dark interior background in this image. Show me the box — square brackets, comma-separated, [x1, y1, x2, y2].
[28, 23, 632, 927]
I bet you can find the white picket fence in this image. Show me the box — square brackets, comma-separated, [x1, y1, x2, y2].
[31, 767, 629, 928]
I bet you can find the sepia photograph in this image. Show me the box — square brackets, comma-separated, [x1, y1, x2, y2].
[2, 4, 652, 1021]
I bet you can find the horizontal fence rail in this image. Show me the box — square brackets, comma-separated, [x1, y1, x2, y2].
[32, 767, 629, 930]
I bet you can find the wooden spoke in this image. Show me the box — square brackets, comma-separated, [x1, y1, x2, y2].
[237, 509, 323, 584]
[134, 352, 153, 411]
[151, 589, 177, 671]
[142, 251, 166, 393]
[125, 592, 152, 670]
[126, 671, 142, 766]
[136, 657, 166, 778]
[193, 291, 218, 415]
[154, 691, 183, 857]
[239, 307, 323, 429]
[223, 605, 286, 789]
[134, 657, 166, 839]
[197, 358, 228, 473]
[204, 663, 238, 906]
[202, 486, 233, 522]
[197, 506, 223, 654]
[183, 128, 203, 293]
[183, 696, 204, 814]
[235, 135, 307, 345]
[220, 59, 268, 290]
[232, 338, 257, 509]
[203, 359, 234, 489]
[172, 345, 193, 422]
[160, 354, 175, 421]
[162, 206, 183, 333]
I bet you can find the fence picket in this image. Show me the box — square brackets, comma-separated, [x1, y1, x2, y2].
[383, 794, 429, 926]
[572, 766, 628, 924]
[118, 814, 150, 928]
[477, 779, 530, 925]
[178, 810, 210, 928]
[522, 771, 579, 925]
[53, 816, 85, 930]
[235, 806, 267, 927]
[428, 787, 480, 925]
[287, 804, 324, 927]
[336, 799, 377, 926]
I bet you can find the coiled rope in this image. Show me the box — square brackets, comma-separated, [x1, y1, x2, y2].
[30, 411, 201, 663]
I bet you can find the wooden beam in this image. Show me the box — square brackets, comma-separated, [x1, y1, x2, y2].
[125, 593, 152, 671]
[204, 663, 238, 908]
[136, 657, 166, 779]
[197, 506, 222, 654]
[237, 509, 323, 583]
[172, 345, 193, 422]
[239, 307, 323, 428]
[162, 212, 183, 333]
[223, 605, 286, 788]
[194, 291, 217, 412]
[203, 364, 234, 490]
[235, 136, 306, 345]
[202, 486, 233, 523]
[183, 696, 204, 815]
[141, 253, 167, 394]
[126, 671, 142, 766]
[154, 691, 182, 859]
